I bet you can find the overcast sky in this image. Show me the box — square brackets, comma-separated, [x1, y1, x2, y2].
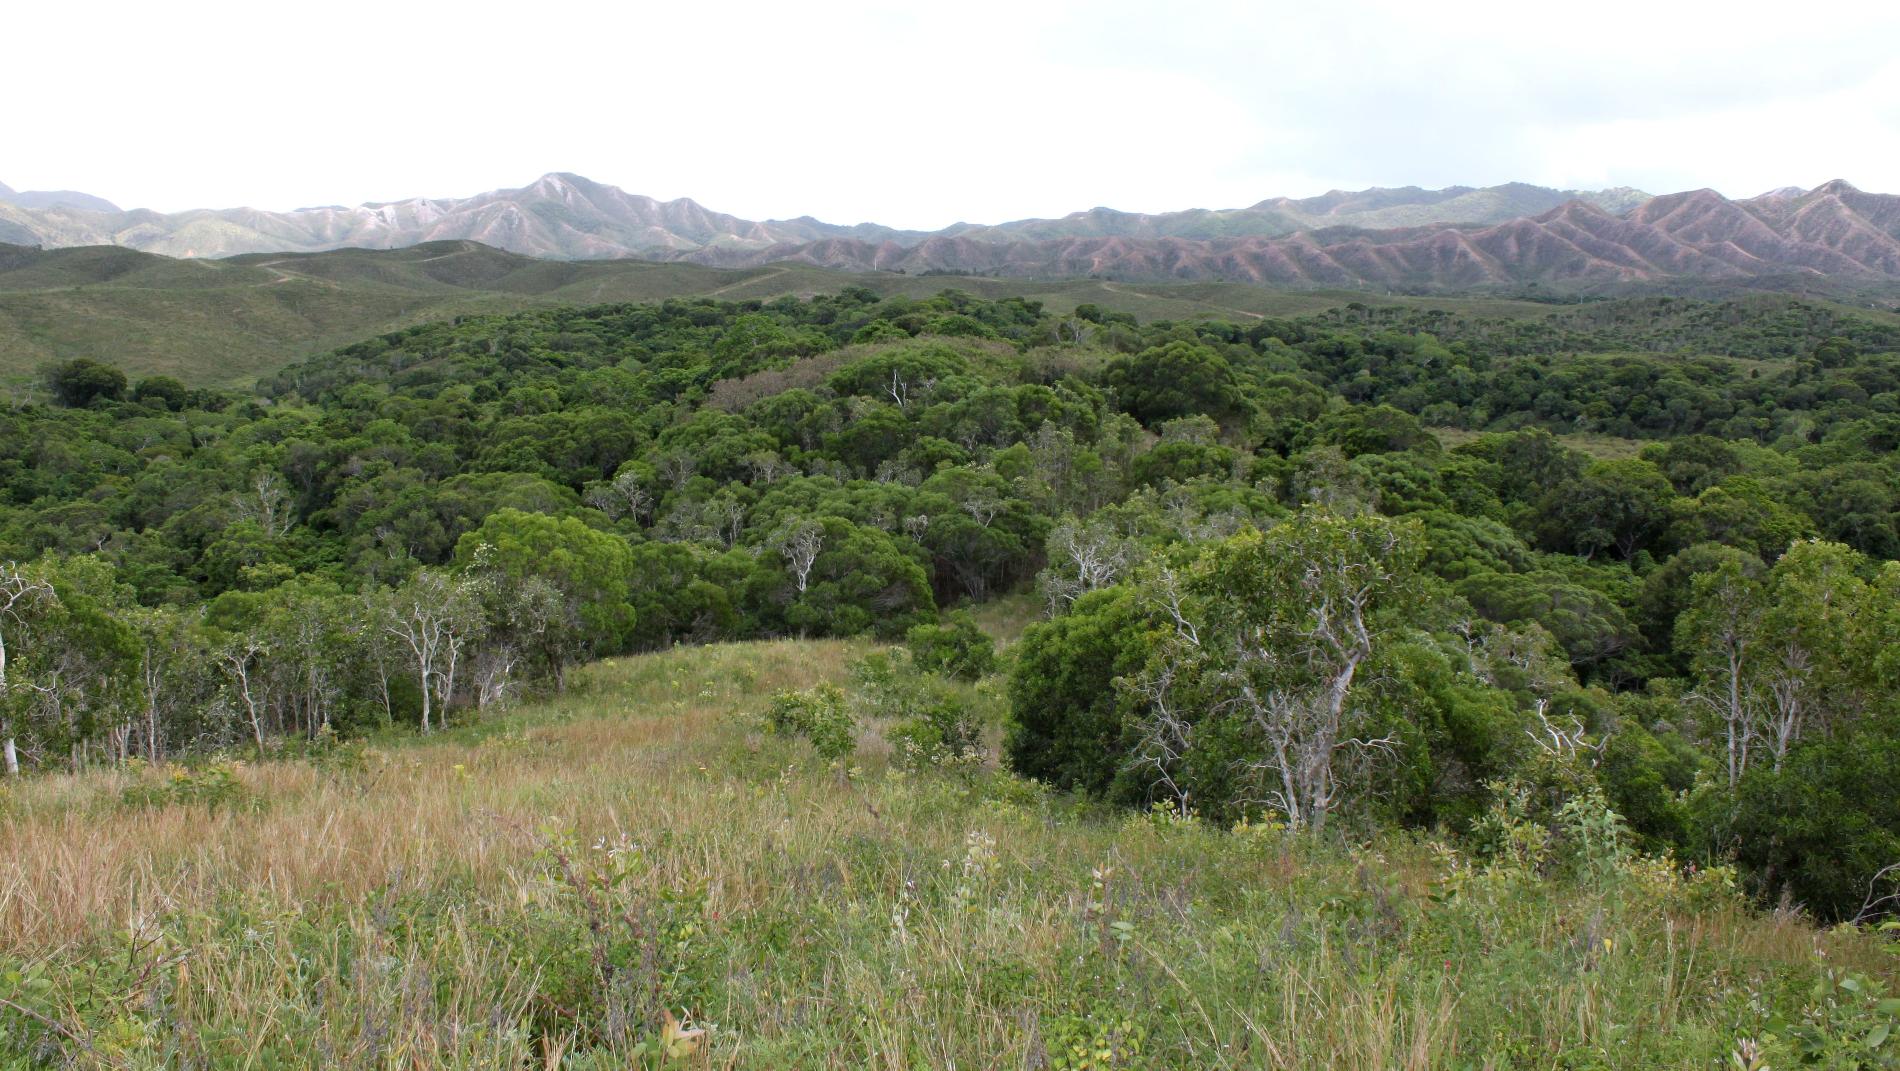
[7, 0, 1900, 229]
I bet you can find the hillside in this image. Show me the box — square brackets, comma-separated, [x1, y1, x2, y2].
[0, 239, 1551, 385]
[0, 178, 119, 214]
[682, 182, 1900, 289]
[10, 172, 1900, 290]
[6, 286, 1900, 1065]
[1, 639, 1891, 1068]
[0, 175, 1645, 261]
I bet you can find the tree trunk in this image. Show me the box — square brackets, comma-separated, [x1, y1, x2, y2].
[418, 669, 433, 733]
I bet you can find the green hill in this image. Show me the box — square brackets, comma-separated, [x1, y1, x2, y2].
[0, 240, 1579, 387]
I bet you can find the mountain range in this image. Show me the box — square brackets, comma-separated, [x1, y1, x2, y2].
[5, 174, 1900, 291]
[0, 180, 121, 214]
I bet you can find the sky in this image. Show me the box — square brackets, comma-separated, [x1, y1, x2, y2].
[7, 0, 1900, 229]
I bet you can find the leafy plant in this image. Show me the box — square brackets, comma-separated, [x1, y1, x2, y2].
[762, 683, 856, 762]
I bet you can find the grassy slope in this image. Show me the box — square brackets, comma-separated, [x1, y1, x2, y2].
[0, 242, 1572, 388]
[0, 639, 1890, 1069]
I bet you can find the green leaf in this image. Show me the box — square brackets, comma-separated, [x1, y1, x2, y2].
[1868, 1022, 1890, 1049]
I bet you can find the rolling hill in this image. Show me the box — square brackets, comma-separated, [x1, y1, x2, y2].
[0, 239, 1415, 385]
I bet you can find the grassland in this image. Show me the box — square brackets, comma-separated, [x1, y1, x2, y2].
[0, 241, 1585, 388]
[0, 636, 1892, 1069]
[1430, 427, 1651, 460]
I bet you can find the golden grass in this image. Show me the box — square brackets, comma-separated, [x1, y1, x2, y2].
[0, 637, 1891, 1069]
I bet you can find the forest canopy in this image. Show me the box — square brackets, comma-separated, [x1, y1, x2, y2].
[5, 286, 1900, 922]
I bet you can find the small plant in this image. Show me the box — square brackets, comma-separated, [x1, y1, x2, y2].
[763, 683, 856, 761]
[851, 649, 988, 769]
[1467, 781, 1554, 877]
[886, 686, 984, 770]
[1758, 969, 1900, 1068]
[1553, 785, 1632, 887]
[1044, 1001, 1149, 1071]
[119, 760, 251, 814]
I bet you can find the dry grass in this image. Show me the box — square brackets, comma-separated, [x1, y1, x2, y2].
[0, 638, 1891, 1069]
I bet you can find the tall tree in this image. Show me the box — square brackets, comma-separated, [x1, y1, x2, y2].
[1135, 511, 1422, 830]
[0, 563, 55, 776]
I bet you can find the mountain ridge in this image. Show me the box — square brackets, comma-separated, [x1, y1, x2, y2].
[0, 173, 1648, 259]
[5, 174, 1900, 289]
[0, 179, 121, 214]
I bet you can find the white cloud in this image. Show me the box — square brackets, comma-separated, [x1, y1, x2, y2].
[4, 0, 1899, 226]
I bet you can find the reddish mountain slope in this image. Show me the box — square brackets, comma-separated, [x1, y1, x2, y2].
[668, 182, 1900, 288]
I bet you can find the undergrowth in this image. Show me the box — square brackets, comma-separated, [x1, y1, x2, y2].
[0, 639, 1893, 1069]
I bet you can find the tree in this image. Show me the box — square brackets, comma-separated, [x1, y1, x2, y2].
[1038, 516, 1140, 611]
[1754, 540, 1870, 766]
[374, 570, 486, 732]
[1677, 561, 1765, 789]
[1103, 341, 1247, 427]
[44, 358, 127, 408]
[0, 563, 55, 776]
[1135, 512, 1422, 829]
[11, 559, 139, 771]
[1006, 587, 1152, 798]
[905, 610, 996, 681]
[1728, 729, 1900, 921]
[131, 375, 191, 411]
[1532, 458, 1677, 560]
[769, 519, 824, 594]
[452, 509, 639, 664]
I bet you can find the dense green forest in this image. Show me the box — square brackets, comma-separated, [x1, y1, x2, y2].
[4, 286, 1899, 926]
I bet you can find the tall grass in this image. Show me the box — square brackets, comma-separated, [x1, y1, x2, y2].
[0, 638, 1890, 1068]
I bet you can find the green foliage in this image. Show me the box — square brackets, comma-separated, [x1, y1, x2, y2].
[1103, 341, 1246, 427]
[454, 508, 638, 653]
[1729, 729, 1900, 922]
[850, 649, 986, 769]
[0, 641, 1895, 1068]
[763, 683, 855, 762]
[905, 610, 997, 681]
[1044, 1001, 1150, 1070]
[1006, 587, 1152, 798]
[118, 759, 251, 813]
[43, 357, 126, 407]
[4, 282, 1900, 931]
[1759, 971, 1900, 1069]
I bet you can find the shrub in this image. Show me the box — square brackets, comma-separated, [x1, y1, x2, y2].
[850, 650, 986, 769]
[1004, 587, 1151, 799]
[905, 610, 997, 681]
[119, 760, 251, 814]
[762, 684, 856, 761]
[886, 686, 984, 770]
[1727, 729, 1900, 921]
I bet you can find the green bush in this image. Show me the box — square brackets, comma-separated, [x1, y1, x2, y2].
[763, 684, 856, 762]
[1004, 587, 1151, 799]
[905, 610, 997, 681]
[850, 650, 986, 769]
[118, 760, 252, 814]
[886, 686, 984, 770]
[1727, 729, 1900, 922]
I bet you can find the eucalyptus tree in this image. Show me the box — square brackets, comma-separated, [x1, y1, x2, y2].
[0, 563, 55, 776]
[375, 570, 486, 733]
[1132, 511, 1422, 830]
